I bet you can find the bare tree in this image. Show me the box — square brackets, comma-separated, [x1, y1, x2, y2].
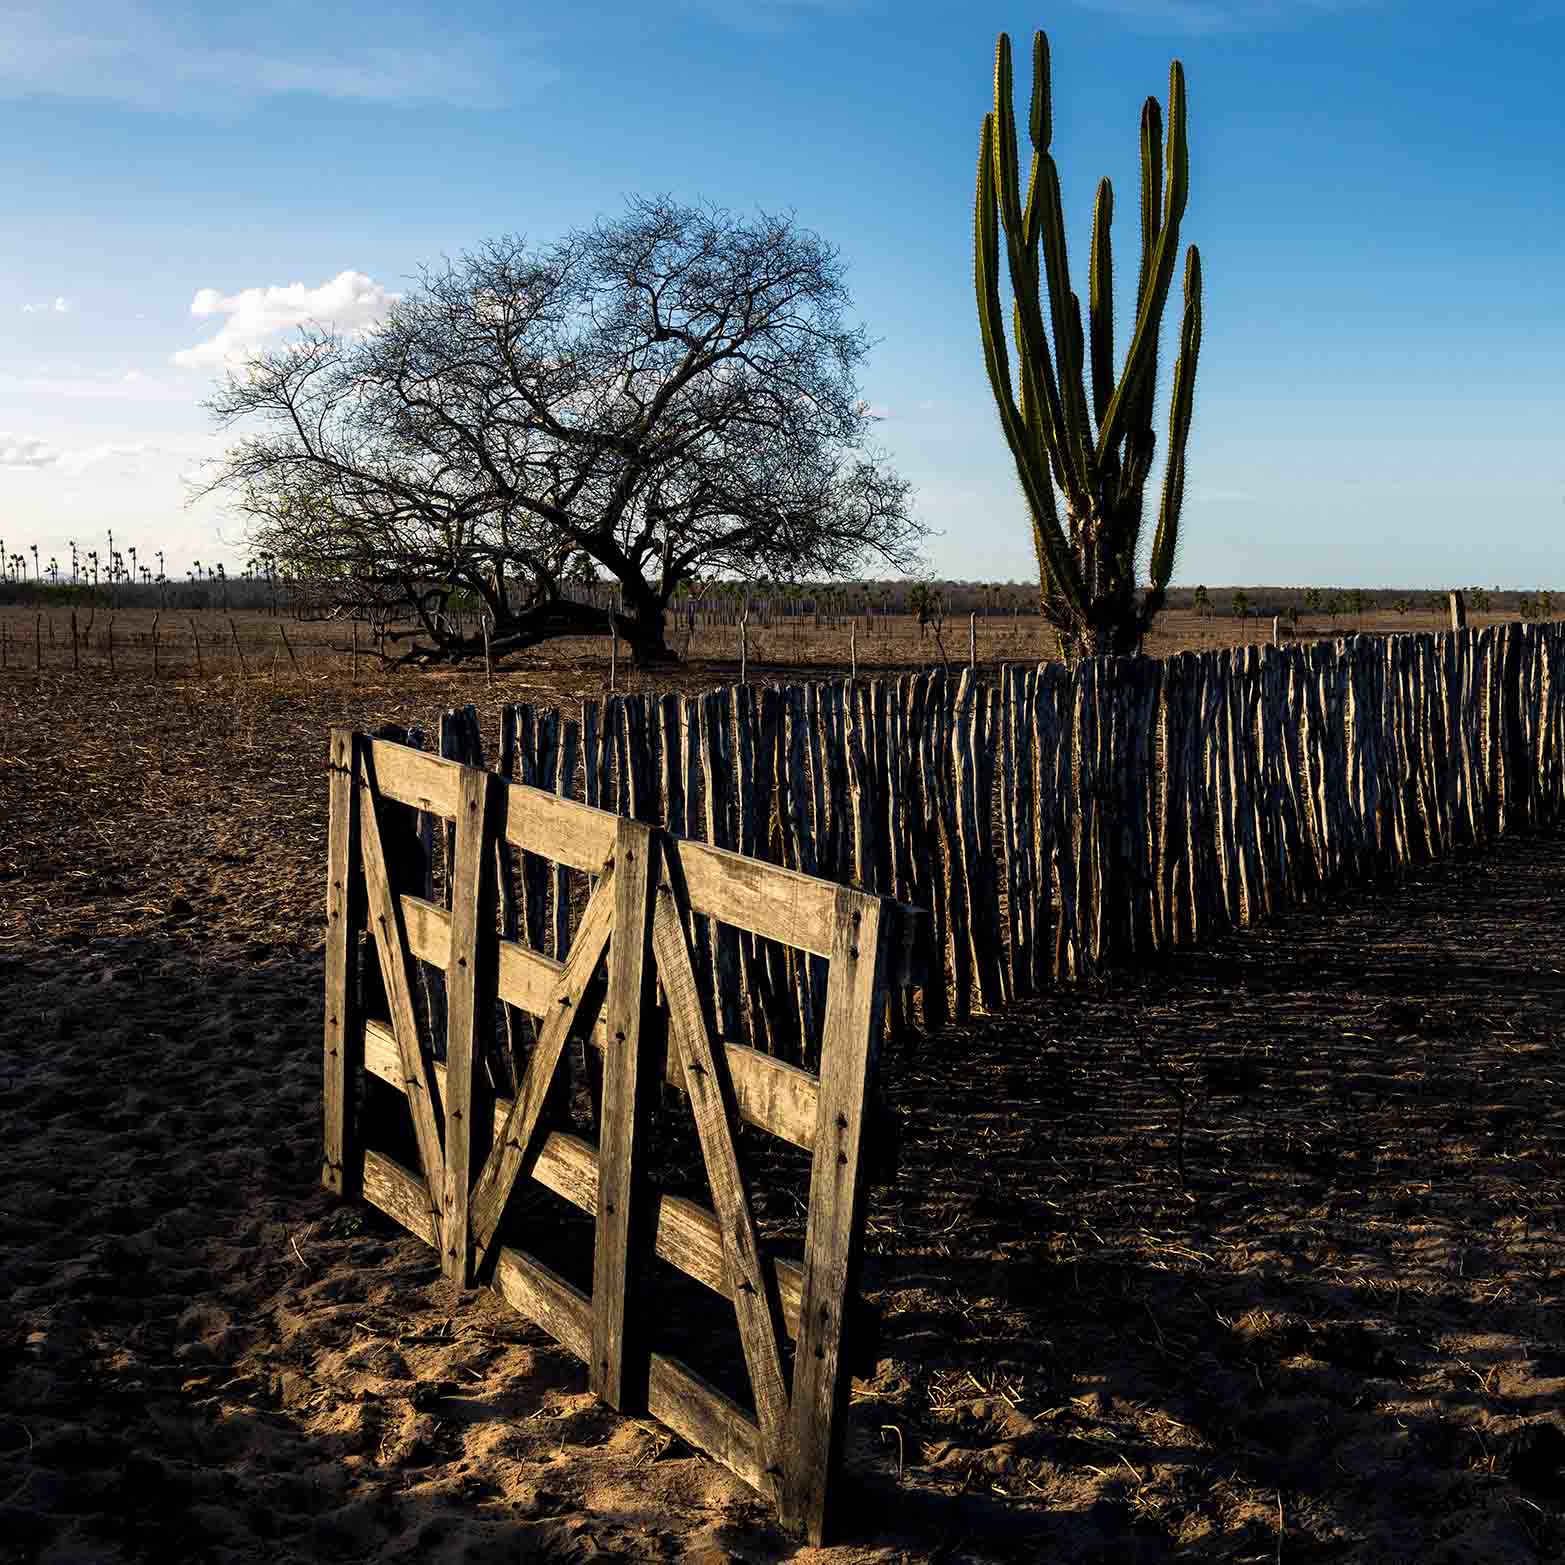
[194, 196, 923, 666]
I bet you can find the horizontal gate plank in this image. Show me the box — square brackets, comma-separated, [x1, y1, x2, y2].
[371, 1138, 766, 1496]
[493, 1247, 593, 1363]
[394, 902, 822, 1150]
[371, 738, 922, 978]
[647, 1354, 765, 1495]
[362, 1019, 810, 1336]
[363, 1148, 438, 1245]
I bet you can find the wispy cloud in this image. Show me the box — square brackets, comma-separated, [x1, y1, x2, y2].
[172, 269, 400, 369]
[0, 432, 58, 469]
[0, 433, 208, 475]
[0, 5, 557, 111]
[1065, 0, 1374, 35]
[20, 296, 71, 315]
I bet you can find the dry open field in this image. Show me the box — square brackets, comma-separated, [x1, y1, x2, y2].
[0, 600, 1530, 686]
[2, 625, 1563, 1563]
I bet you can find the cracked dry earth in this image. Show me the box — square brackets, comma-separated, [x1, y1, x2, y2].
[2, 669, 1563, 1564]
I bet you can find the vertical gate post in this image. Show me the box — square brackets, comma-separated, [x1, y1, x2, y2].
[784, 888, 891, 1545]
[591, 817, 659, 1411]
[323, 727, 364, 1199]
[444, 765, 503, 1283]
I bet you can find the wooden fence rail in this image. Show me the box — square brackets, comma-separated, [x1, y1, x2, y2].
[469, 624, 1564, 1028]
[325, 730, 924, 1543]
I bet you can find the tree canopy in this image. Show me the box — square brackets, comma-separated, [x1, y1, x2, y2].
[196, 196, 923, 664]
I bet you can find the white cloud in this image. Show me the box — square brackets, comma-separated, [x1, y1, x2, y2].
[20, 295, 72, 315]
[0, 433, 211, 476]
[172, 269, 400, 370]
[0, 432, 58, 468]
[0, 7, 556, 111]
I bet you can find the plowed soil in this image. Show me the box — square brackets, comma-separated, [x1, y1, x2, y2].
[2, 664, 1562, 1564]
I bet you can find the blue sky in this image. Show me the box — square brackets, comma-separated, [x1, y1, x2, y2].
[2, 0, 1561, 588]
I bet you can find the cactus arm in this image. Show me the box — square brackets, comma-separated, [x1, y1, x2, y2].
[1029, 30, 1050, 149]
[1035, 153, 1096, 493]
[991, 37, 1026, 238]
[1018, 302, 1074, 500]
[1147, 244, 1202, 590]
[1097, 61, 1188, 459]
[976, 117, 1087, 617]
[1018, 25, 1093, 486]
[1088, 177, 1116, 432]
[993, 41, 1089, 519]
[1126, 97, 1164, 440]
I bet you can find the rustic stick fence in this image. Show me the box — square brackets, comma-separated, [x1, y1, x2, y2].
[324, 729, 923, 1543]
[465, 623, 1565, 1027]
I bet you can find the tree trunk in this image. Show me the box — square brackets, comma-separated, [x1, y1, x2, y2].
[620, 596, 675, 666]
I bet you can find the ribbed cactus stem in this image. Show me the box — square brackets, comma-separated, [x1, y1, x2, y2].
[974, 28, 1202, 663]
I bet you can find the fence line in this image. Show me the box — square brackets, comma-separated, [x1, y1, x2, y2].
[430, 623, 1562, 1039]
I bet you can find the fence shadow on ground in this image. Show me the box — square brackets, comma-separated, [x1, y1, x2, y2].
[834, 824, 1565, 1559]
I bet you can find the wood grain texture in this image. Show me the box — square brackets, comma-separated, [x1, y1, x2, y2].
[591, 817, 657, 1412]
[652, 889, 789, 1481]
[366, 736, 462, 817]
[398, 894, 825, 1150]
[363, 1148, 440, 1245]
[357, 743, 447, 1251]
[442, 762, 501, 1282]
[647, 1354, 766, 1495]
[363, 1019, 821, 1340]
[782, 887, 888, 1546]
[323, 727, 363, 1199]
[468, 869, 615, 1272]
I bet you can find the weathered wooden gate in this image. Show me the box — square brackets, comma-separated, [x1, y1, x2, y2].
[322, 727, 919, 1543]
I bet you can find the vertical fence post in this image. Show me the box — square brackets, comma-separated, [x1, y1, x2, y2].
[591, 817, 658, 1413]
[443, 763, 501, 1284]
[323, 727, 364, 1200]
[1449, 590, 1467, 631]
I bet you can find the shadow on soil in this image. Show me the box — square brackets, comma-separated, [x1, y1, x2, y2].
[4, 823, 1565, 1562]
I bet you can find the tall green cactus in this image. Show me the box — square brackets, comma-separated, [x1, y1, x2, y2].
[976, 30, 1202, 662]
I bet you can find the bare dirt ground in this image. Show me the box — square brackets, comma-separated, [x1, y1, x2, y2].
[2, 661, 1563, 1564]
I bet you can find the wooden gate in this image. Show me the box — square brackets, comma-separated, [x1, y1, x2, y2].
[322, 727, 920, 1543]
